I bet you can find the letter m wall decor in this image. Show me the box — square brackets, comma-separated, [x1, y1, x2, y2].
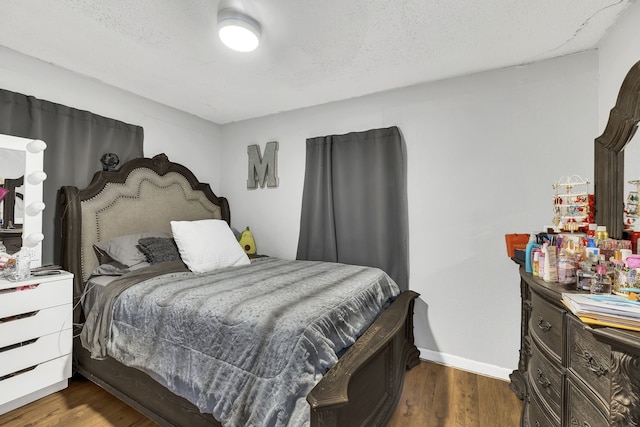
[247, 141, 279, 189]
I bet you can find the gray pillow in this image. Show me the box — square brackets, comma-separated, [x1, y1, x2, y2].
[137, 237, 181, 264]
[94, 231, 171, 266]
[90, 260, 131, 277]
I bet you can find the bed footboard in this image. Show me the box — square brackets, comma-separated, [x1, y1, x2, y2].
[307, 290, 420, 427]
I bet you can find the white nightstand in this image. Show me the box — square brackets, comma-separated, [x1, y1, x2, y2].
[0, 270, 73, 414]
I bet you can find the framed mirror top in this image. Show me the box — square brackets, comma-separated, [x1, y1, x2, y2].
[594, 59, 640, 239]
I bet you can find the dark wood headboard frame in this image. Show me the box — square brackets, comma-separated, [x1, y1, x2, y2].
[59, 153, 230, 323]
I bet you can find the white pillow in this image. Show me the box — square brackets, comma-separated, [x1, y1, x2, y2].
[170, 219, 250, 273]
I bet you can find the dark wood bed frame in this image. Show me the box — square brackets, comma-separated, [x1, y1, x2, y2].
[59, 153, 420, 427]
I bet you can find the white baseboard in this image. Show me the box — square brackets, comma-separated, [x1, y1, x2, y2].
[418, 347, 514, 381]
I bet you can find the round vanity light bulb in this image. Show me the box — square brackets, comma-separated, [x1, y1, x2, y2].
[27, 170, 47, 185]
[26, 139, 47, 153]
[218, 9, 261, 52]
[23, 232, 44, 248]
[26, 201, 46, 216]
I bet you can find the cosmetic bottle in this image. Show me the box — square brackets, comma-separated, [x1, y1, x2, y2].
[585, 238, 599, 262]
[557, 252, 576, 284]
[590, 263, 612, 294]
[595, 226, 609, 245]
[538, 243, 547, 278]
[543, 244, 558, 283]
[533, 250, 540, 276]
[525, 234, 538, 274]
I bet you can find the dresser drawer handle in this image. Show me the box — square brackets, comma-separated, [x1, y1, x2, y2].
[0, 310, 39, 323]
[535, 420, 540, 427]
[0, 364, 37, 381]
[536, 368, 551, 388]
[0, 337, 38, 354]
[583, 351, 608, 377]
[537, 315, 552, 332]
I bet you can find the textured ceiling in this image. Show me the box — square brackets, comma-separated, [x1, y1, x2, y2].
[0, 0, 633, 124]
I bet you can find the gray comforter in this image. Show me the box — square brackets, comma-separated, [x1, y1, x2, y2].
[80, 257, 400, 427]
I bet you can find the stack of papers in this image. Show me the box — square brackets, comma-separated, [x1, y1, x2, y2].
[561, 293, 640, 332]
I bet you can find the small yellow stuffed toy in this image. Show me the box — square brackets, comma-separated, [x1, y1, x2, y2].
[238, 227, 257, 255]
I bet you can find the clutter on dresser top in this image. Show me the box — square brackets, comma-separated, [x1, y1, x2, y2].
[504, 175, 640, 331]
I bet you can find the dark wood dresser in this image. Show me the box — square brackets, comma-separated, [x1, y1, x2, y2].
[511, 264, 640, 426]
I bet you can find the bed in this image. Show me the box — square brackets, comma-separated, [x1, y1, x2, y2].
[59, 153, 419, 427]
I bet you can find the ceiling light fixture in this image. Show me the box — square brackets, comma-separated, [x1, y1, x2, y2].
[217, 8, 262, 52]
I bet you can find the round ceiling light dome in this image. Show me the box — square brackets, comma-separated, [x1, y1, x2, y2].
[217, 9, 262, 52]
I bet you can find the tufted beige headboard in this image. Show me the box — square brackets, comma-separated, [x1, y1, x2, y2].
[60, 153, 230, 321]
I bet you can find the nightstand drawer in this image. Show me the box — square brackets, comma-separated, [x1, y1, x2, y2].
[0, 353, 72, 407]
[529, 339, 562, 419]
[566, 378, 608, 427]
[530, 292, 564, 360]
[0, 278, 71, 318]
[567, 315, 611, 404]
[0, 304, 72, 348]
[0, 329, 72, 377]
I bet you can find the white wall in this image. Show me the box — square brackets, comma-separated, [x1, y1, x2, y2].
[220, 52, 599, 379]
[0, 46, 222, 188]
[598, 1, 640, 196]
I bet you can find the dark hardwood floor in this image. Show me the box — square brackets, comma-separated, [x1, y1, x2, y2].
[0, 361, 523, 426]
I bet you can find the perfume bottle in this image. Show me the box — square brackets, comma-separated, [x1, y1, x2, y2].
[590, 264, 612, 294]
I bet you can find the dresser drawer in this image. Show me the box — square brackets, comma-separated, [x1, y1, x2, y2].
[0, 304, 72, 348]
[0, 277, 71, 319]
[529, 292, 564, 360]
[566, 315, 611, 404]
[0, 353, 72, 407]
[566, 378, 608, 427]
[529, 339, 563, 420]
[529, 389, 560, 427]
[0, 328, 72, 377]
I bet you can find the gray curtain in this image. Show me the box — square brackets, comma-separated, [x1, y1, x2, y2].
[0, 89, 144, 264]
[296, 126, 409, 291]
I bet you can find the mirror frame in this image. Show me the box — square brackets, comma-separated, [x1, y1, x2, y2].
[0, 134, 46, 266]
[594, 59, 640, 239]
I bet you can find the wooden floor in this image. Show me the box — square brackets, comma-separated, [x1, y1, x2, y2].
[0, 361, 523, 427]
[387, 362, 523, 427]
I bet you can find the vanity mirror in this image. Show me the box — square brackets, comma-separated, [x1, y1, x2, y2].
[594, 59, 640, 239]
[0, 133, 47, 266]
